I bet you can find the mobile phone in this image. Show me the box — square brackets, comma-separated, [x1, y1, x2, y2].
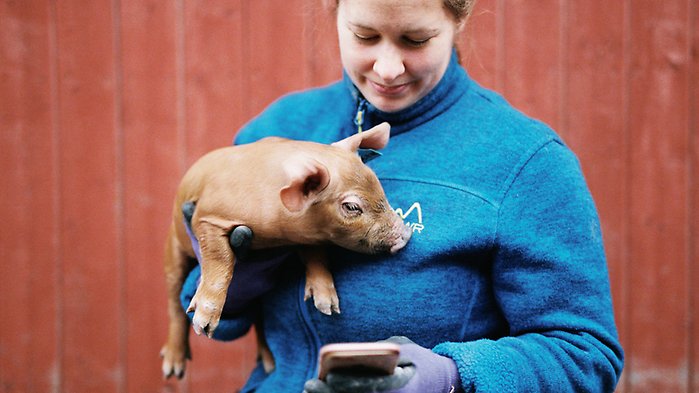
[317, 342, 401, 381]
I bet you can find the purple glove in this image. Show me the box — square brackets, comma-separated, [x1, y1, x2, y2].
[304, 337, 462, 393]
[182, 201, 289, 316]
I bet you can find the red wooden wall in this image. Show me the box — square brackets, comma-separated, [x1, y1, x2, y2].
[0, 1, 696, 392]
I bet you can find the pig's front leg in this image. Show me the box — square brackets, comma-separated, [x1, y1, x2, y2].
[300, 247, 340, 315]
[186, 218, 236, 338]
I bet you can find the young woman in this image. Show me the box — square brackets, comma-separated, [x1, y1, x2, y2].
[180, 0, 624, 391]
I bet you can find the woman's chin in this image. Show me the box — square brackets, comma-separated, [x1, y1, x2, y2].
[366, 94, 414, 113]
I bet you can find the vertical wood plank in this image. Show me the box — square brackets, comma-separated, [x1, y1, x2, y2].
[303, 0, 341, 87]
[118, 1, 183, 392]
[0, 2, 59, 392]
[501, 0, 562, 130]
[183, 0, 246, 161]
[462, 0, 498, 90]
[626, 0, 692, 391]
[690, 1, 698, 390]
[563, 2, 628, 390]
[246, 0, 309, 118]
[181, 1, 257, 391]
[53, 0, 122, 391]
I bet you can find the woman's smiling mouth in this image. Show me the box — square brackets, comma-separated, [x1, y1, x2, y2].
[369, 80, 411, 96]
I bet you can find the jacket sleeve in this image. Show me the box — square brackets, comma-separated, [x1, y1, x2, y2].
[433, 140, 624, 392]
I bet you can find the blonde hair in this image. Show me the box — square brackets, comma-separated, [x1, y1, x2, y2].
[329, 0, 476, 22]
[443, 0, 476, 21]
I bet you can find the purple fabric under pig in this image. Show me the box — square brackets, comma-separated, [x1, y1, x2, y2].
[183, 217, 290, 316]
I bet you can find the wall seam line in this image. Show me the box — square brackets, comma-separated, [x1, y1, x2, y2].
[621, 0, 633, 390]
[48, 1, 63, 391]
[559, 0, 569, 135]
[686, 0, 697, 390]
[110, 0, 127, 390]
[495, 0, 506, 93]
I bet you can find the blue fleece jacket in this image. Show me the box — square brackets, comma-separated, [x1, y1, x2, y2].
[180, 51, 624, 392]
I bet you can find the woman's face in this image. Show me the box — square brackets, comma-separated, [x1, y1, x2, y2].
[337, 0, 461, 113]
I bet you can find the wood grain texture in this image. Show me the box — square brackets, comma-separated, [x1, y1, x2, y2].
[563, 4, 628, 390]
[0, 1, 58, 392]
[52, 0, 122, 391]
[626, 1, 692, 391]
[118, 1, 182, 391]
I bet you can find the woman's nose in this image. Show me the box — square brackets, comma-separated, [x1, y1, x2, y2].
[372, 47, 405, 83]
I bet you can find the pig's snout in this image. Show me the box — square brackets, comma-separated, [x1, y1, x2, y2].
[365, 217, 412, 255]
[388, 219, 412, 254]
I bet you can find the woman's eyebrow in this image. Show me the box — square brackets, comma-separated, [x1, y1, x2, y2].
[348, 22, 439, 35]
[347, 21, 376, 31]
[404, 27, 440, 35]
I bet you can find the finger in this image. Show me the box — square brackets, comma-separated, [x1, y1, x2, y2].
[182, 201, 196, 227]
[380, 336, 415, 345]
[326, 366, 415, 392]
[303, 379, 335, 393]
[229, 225, 253, 260]
[396, 355, 413, 368]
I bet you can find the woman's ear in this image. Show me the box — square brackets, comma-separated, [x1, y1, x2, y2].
[332, 122, 391, 152]
[279, 156, 331, 212]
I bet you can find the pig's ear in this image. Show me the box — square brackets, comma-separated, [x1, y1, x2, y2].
[279, 157, 330, 212]
[332, 122, 391, 152]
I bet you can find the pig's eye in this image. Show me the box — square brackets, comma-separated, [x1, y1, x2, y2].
[342, 202, 363, 216]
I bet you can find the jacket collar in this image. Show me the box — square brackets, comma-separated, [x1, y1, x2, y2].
[343, 48, 470, 136]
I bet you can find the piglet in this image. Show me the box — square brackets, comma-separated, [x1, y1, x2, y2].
[160, 123, 412, 379]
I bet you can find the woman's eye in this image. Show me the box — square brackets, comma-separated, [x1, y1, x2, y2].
[354, 33, 378, 43]
[404, 37, 430, 47]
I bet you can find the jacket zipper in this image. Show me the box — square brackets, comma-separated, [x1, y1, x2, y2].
[354, 97, 368, 133]
[298, 97, 368, 381]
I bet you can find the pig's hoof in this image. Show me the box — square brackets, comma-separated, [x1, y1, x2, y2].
[187, 297, 222, 338]
[160, 344, 190, 380]
[305, 281, 340, 315]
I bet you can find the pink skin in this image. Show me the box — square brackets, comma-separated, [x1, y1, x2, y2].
[336, 0, 464, 113]
[389, 218, 413, 254]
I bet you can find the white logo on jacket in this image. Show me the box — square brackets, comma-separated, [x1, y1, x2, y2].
[394, 202, 424, 234]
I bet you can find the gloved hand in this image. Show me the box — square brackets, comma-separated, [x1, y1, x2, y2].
[181, 201, 290, 317]
[303, 337, 462, 393]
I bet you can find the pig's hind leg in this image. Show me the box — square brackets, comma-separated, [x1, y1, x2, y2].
[161, 226, 195, 379]
[300, 246, 340, 315]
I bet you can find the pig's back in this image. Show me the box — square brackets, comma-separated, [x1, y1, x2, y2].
[174, 137, 322, 222]
[178, 138, 292, 194]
